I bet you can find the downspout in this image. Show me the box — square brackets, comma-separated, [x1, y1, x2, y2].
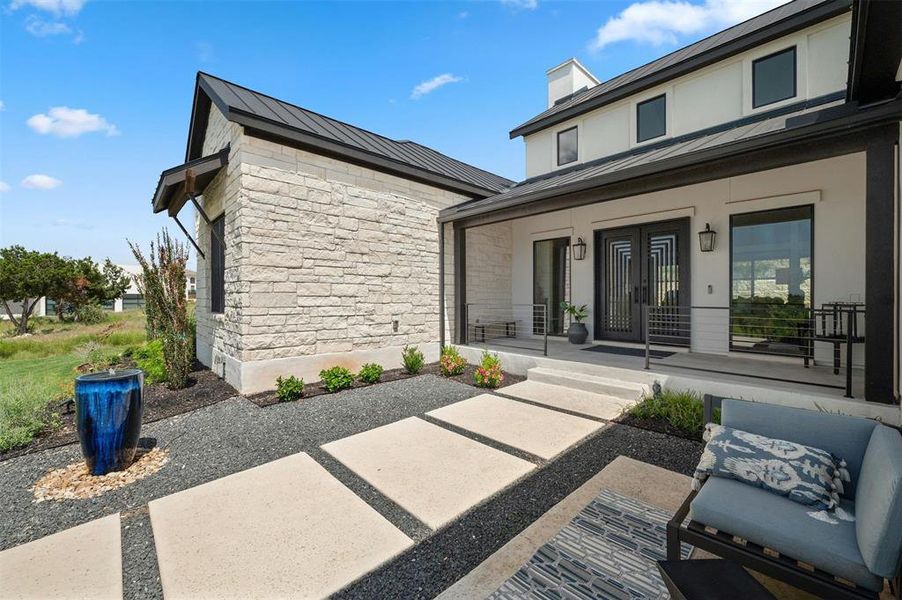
[438, 219, 445, 352]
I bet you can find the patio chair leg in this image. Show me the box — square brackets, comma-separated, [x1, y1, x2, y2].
[666, 522, 682, 561]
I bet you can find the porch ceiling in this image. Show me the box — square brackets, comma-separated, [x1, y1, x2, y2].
[440, 96, 902, 227]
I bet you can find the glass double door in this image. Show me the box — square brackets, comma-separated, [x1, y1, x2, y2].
[595, 219, 690, 342]
[533, 237, 571, 336]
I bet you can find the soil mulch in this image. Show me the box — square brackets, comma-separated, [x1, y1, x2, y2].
[0, 367, 238, 462]
[247, 362, 525, 407]
[614, 413, 705, 442]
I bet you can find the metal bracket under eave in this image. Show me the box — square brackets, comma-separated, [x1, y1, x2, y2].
[172, 212, 205, 259]
[167, 167, 226, 261]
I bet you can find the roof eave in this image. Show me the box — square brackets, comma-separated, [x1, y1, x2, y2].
[509, 0, 852, 140]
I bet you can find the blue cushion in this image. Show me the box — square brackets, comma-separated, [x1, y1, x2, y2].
[695, 424, 847, 510]
[855, 425, 902, 579]
[691, 477, 883, 592]
[721, 400, 877, 498]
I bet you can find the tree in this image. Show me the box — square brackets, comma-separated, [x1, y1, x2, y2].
[54, 258, 130, 321]
[0, 246, 69, 335]
[129, 230, 192, 389]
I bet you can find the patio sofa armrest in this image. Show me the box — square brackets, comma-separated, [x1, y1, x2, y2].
[855, 424, 902, 580]
[720, 399, 878, 497]
[666, 488, 697, 561]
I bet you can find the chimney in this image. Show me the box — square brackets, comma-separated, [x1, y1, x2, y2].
[546, 58, 600, 108]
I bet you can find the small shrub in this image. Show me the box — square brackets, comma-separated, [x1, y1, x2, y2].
[474, 351, 504, 388]
[358, 363, 384, 384]
[134, 339, 167, 384]
[628, 389, 719, 434]
[401, 345, 425, 374]
[275, 375, 304, 402]
[319, 366, 355, 392]
[439, 345, 467, 377]
[75, 304, 107, 324]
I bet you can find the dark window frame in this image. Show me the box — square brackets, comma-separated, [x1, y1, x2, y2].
[636, 94, 667, 143]
[752, 46, 797, 109]
[210, 214, 225, 314]
[556, 126, 578, 166]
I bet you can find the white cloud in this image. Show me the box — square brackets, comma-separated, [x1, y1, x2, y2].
[589, 0, 788, 51]
[195, 41, 214, 62]
[501, 0, 538, 9]
[24, 15, 71, 36]
[21, 174, 62, 189]
[410, 73, 464, 100]
[0, 101, 5, 111]
[457, 10, 469, 19]
[27, 106, 119, 137]
[9, 0, 85, 17]
[0, 181, 10, 193]
[51, 217, 93, 229]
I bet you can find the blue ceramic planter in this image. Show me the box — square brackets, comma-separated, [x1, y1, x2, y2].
[75, 369, 144, 476]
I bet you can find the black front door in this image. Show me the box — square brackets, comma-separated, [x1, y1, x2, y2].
[594, 218, 690, 342]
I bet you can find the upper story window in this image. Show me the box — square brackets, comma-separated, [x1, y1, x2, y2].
[557, 126, 578, 166]
[210, 215, 225, 314]
[637, 95, 666, 143]
[752, 47, 796, 108]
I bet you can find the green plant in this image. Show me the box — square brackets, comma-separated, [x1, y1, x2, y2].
[560, 301, 589, 323]
[439, 345, 467, 376]
[0, 377, 61, 452]
[319, 366, 355, 392]
[275, 375, 305, 402]
[401, 345, 425, 374]
[628, 388, 719, 434]
[75, 303, 107, 324]
[129, 230, 192, 389]
[134, 339, 167, 384]
[474, 351, 504, 388]
[358, 363, 384, 384]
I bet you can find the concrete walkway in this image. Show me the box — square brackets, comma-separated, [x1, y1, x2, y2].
[0, 385, 617, 599]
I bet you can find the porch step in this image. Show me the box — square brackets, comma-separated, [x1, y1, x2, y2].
[526, 367, 650, 401]
[500, 381, 634, 421]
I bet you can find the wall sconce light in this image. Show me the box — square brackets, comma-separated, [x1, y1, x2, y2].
[698, 223, 716, 252]
[572, 237, 587, 260]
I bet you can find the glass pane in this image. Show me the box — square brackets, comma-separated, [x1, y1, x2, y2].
[605, 237, 633, 333]
[753, 47, 796, 108]
[533, 238, 570, 335]
[731, 205, 812, 355]
[557, 127, 578, 165]
[637, 95, 666, 143]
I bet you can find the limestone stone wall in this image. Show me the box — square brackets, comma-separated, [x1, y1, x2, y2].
[464, 222, 514, 330]
[195, 114, 471, 393]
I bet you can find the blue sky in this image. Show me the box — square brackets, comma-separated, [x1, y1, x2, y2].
[0, 0, 785, 266]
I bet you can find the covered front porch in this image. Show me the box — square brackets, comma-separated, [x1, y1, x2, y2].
[439, 114, 901, 411]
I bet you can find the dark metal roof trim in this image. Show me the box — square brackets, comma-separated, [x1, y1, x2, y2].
[443, 97, 902, 224]
[509, 0, 851, 139]
[151, 147, 229, 214]
[186, 72, 514, 198]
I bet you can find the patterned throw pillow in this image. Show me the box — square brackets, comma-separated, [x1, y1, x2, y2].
[693, 424, 851, 511]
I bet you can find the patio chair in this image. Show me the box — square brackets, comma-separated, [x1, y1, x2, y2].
[666, 399, 902, 599]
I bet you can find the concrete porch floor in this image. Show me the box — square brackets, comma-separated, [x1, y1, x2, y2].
[461, 336, 901, 425]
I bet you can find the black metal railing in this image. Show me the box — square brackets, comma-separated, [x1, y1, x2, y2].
[644, 304, 865, 398]
[464, 303, 548, 356]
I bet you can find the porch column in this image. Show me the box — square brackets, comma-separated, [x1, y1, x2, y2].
[865, 127, 898, 404]
[453, 223, 467, 345]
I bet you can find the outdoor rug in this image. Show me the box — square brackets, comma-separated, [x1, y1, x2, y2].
[488, 488, 692, 599]
[582, 345, 675, 359]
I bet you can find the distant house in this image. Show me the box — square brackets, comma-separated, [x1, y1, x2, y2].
[148, 0, 902, 421]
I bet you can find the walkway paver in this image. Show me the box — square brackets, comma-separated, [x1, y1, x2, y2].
[426, 394, 603, 459]
[0, 513, 122, 600]
[148, 452, 412, 599]
[322, 417, 535, 529]
[501, 380, 633, 420]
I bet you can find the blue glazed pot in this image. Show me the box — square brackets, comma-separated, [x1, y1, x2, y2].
[75, 369, 144, 475]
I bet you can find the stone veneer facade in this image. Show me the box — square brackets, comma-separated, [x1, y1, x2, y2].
[194, 105, 472, 394]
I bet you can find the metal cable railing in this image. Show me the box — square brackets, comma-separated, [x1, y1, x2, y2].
[644, 304, 865, 398]
[464, 303, 548, 356]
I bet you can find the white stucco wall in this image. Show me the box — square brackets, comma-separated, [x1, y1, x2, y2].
[503, 153, 866, 363]
[524, 14, 852, 178]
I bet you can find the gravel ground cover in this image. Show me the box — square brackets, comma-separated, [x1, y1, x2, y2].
[1, 374, 702, 599]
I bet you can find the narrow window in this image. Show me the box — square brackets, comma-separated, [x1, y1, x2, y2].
[557, 126, 578, 166]
[636, 95, 666, 143]
[753, 47, 796, 108]
[210, 215, 225, 314]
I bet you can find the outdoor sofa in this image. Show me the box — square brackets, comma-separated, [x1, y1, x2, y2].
[667, 399, 902, 599]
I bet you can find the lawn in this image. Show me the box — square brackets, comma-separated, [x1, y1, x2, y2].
[0, 310, 148, 452]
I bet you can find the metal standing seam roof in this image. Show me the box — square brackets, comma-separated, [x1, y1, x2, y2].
[443, 96, 847, 220]
[194, 73, 514, 196]
[509, 0, 851, 139]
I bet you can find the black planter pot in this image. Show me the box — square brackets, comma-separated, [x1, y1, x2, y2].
[75, 369, 144, 475]
[568, 322, 588, 344]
